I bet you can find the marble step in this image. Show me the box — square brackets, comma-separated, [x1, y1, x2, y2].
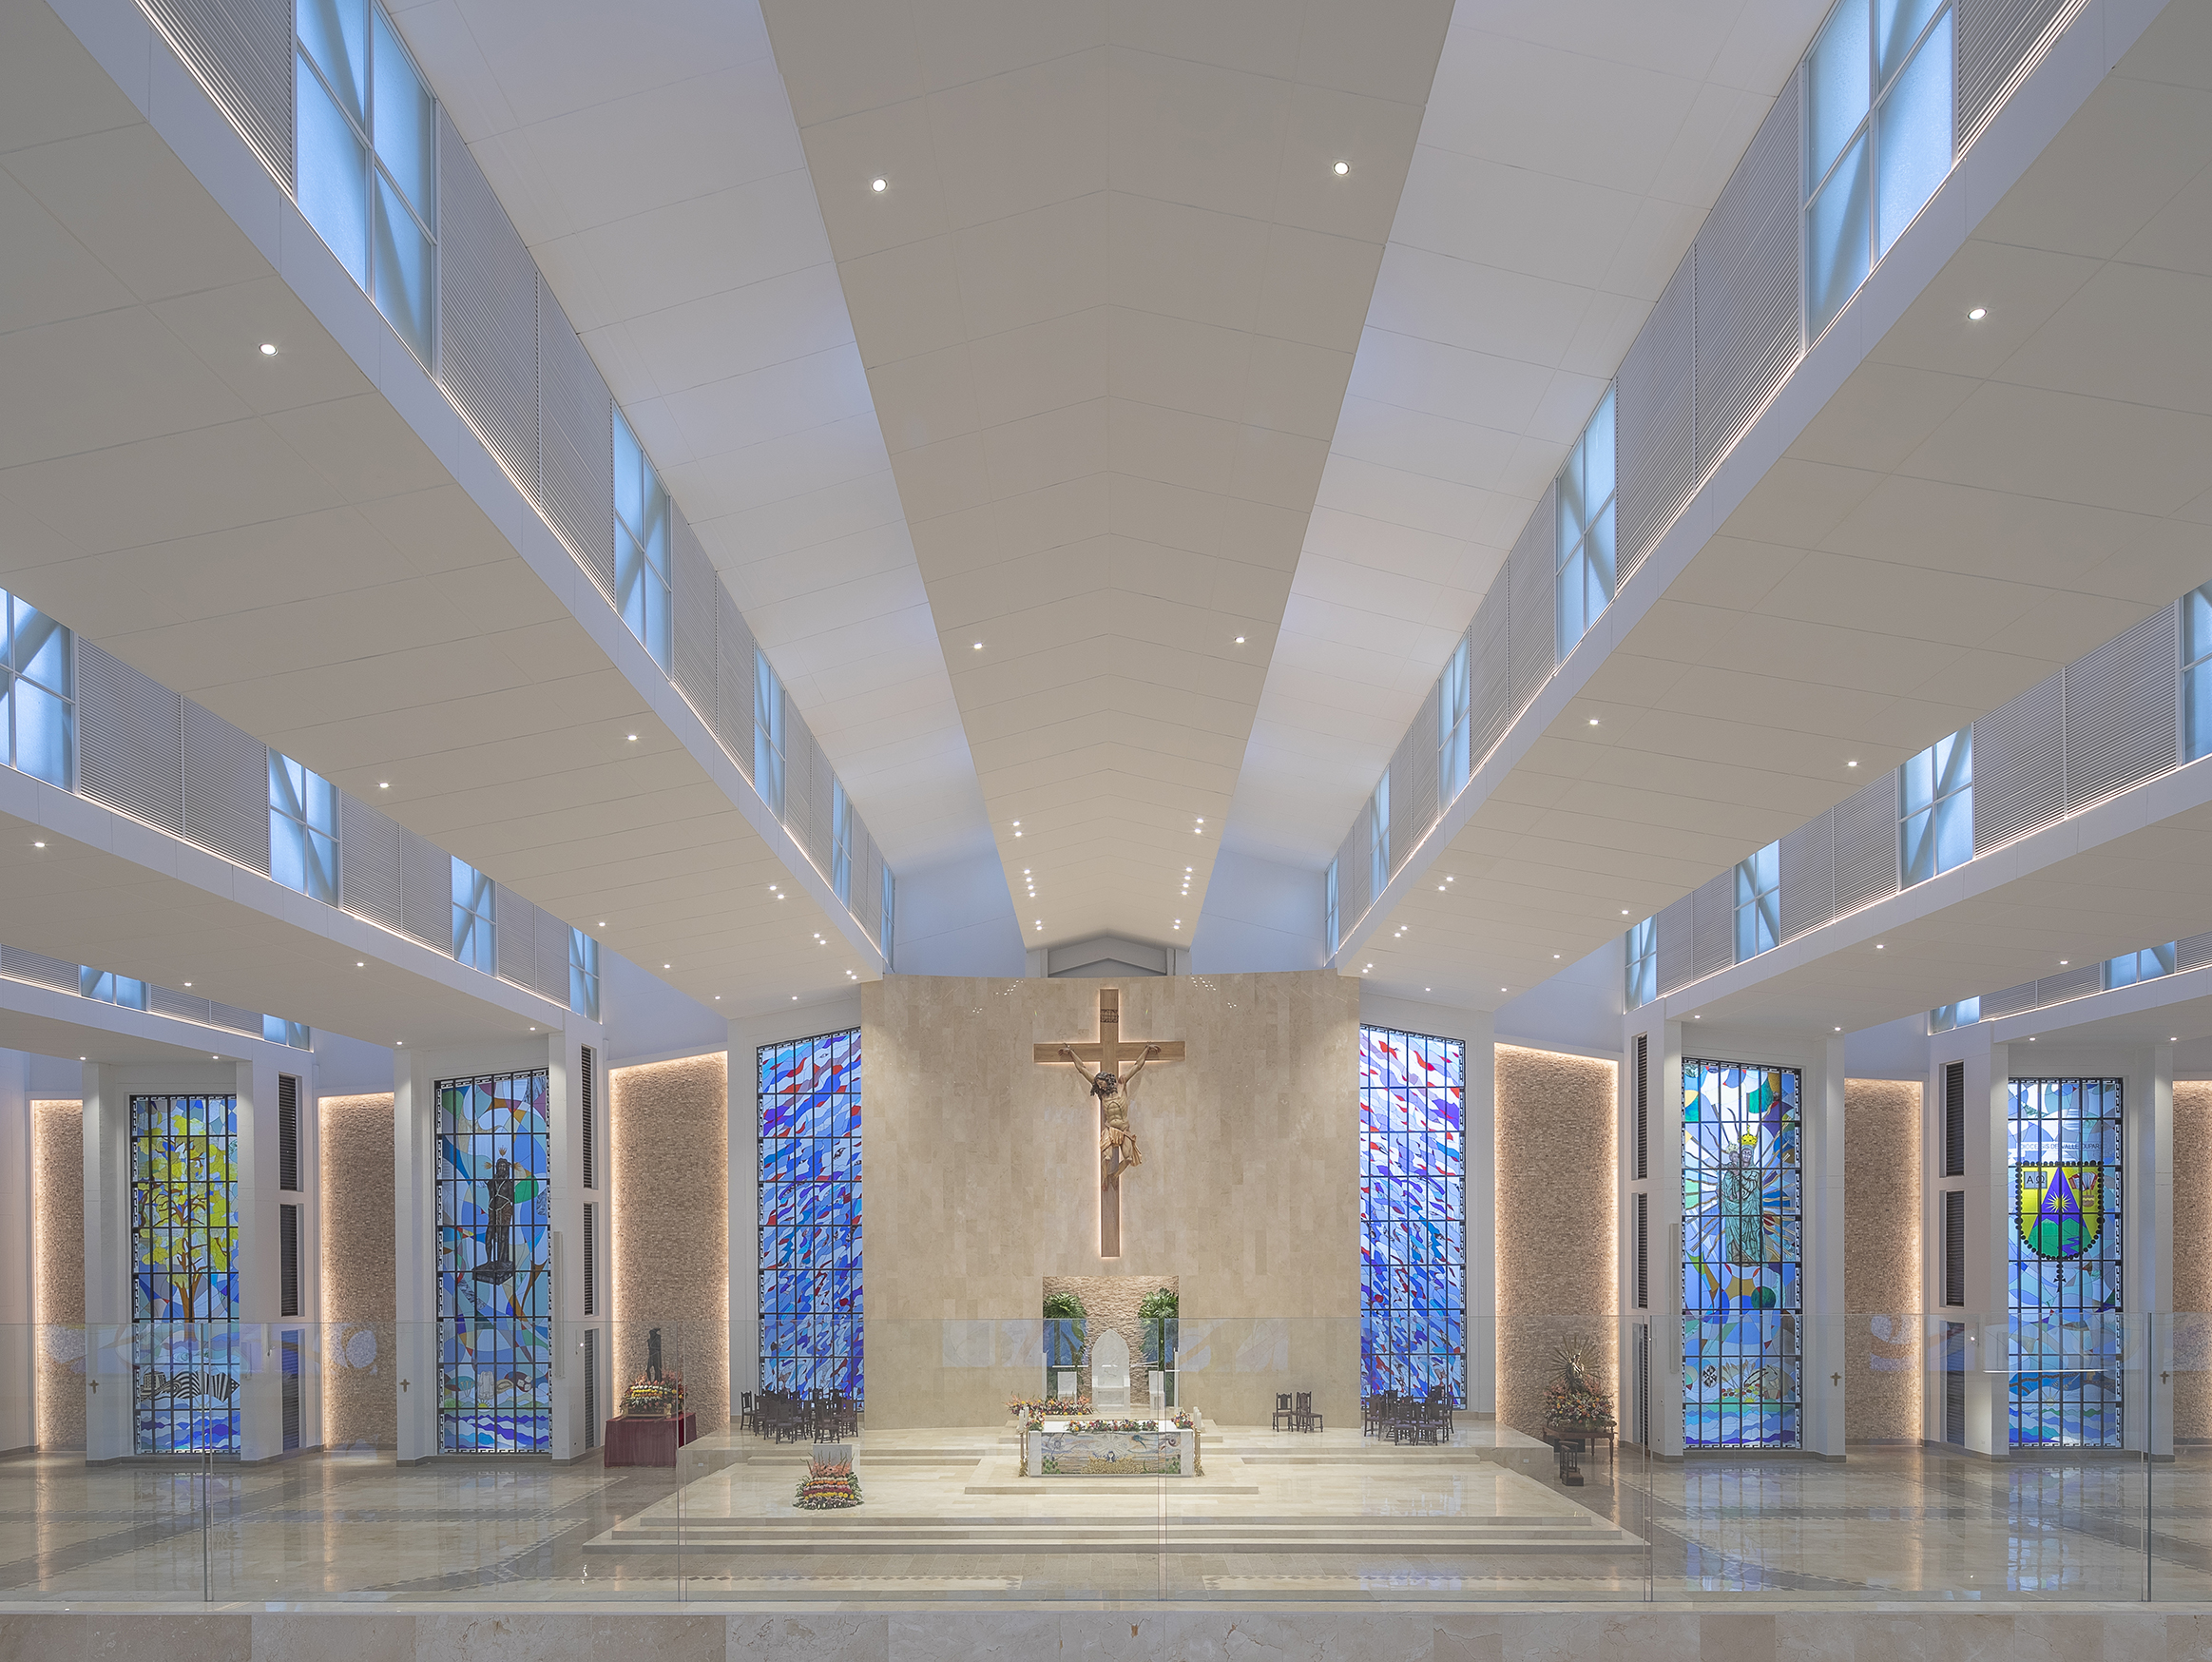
[586, 1516, 1642, 1556]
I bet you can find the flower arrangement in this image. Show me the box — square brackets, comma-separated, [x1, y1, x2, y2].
[623, 1376, 683, 1418]
[1543, 1336, 1614, 1427]
[794, 1448, 862, 1510]
[1023, 1416, 1193, 1434]
[1006, 1396, 1090, 1419]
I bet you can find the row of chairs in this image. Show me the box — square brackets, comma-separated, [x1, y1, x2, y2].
[1363, 1387, 1455, 1444]
[741, 1389, 859, 1443]
[1270, 1391, 1323, 1432]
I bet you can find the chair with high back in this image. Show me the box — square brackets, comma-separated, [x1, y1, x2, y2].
[1272, 1392, 1297, 1432]
[739, 1391, 756, 1434]
[1295, 1391, 1322, 1433]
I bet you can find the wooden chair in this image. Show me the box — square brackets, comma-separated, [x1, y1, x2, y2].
[739, 1391, 756, 1434]
[1295, 1391, 1323, 1433]
[1271, 1392, 1298, 1432]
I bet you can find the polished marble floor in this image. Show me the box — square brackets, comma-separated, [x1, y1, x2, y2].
[0, 1428, 2197, 1607]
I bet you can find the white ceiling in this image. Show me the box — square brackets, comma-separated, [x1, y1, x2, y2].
[387, 0, 991, 872]
[1225, 0, 1830, 867]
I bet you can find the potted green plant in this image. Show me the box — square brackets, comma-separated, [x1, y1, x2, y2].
[1043, 1291, 1087, 1399]
[1139, 1286, 1179, 1407]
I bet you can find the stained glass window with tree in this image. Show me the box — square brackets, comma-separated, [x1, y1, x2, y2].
[132, 1094, 240, 1453]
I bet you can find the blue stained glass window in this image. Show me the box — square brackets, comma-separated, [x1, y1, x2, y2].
[452, 857, 493, 973]
[1358, 1026, 1465, 1404]
[1683, 1059, 1801, 1448]
[436, 1070, 551, 1451]
[1439, 635, 1471, 802]
[1734, 841, 1779, 963]
[1, 593, 74, 789]
[568, 927, 600, 1022]
[270, 751, 339, 904]
[1555, 387, 1618, 660]
[132, 1094, 240, 1453]
[1625, 917, 1657, 1009]
[2009, 1077, 2122, 1448]
[1900, 726, 1972, 885]
[760, 1029, 862, 1400]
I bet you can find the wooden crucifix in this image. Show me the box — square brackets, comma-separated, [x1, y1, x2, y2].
[1034, 988, 1183, 1258]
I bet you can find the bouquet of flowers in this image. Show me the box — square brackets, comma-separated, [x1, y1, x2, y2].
[1542, 1379, 1615, 1427]
[1006, 1396, 1090, 1419]
[793, 1442, 862, 1510]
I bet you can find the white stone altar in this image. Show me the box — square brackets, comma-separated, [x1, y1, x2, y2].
[1091, 1329, 1131, 1408]
[1020, 1419, 1194, 1477]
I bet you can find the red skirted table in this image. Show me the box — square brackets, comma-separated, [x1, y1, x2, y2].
[603, 1411, 697, 1467]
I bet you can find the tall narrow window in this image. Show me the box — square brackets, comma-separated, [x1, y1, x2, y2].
[2186, 582, 2212, 762]
[1555, 387, 1618, 660]
[1, 592, 73, 789]
[831, 779, 853, 904]
[613, 412, 673, 672]
[436, 1070, 551, 1451]
[1930, 998, 1979, 1034]
[1805, 0, 1955, 338]
[1625, 917, 1657, 1009]
[1369, 772, 1391, 900]
[1358, 1026, 1466, 1403]
[1438, 636, 1471, 802]
[760, 1030, 862, 1399]
[294, 0, 436, 363]
[754, 652, 786, 817]
[2009, 1077, 2122, 1447]
[131, 1093, 240, 1453]
[452, 858, 494, 973]
[1900, 726, 1972, 886]
[1325, 860, 1339, 957]
[270, 752, 339, 904]
[568, 927, 600, 1023]
[1683, 1059, 1801, 1448]
[1734, 841, 1780, 962]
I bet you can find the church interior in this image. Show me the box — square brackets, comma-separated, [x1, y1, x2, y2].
[0, 0, 2209, 1652]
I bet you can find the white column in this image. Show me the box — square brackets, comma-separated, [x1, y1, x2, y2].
[232, 1052, 282, 1464]
[1800, 1034, 1847, 1460]
[1463, 1011, 1496, 1419]
[391, 1045, 436, 1465]
[0, 1051, 31, 1455]
[1619, 1014, 1683, 1459]
[80, 1063, 131, 1462]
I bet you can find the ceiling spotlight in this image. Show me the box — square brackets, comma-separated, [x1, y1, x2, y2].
[1235, 636, 1245, 644]
[715, 995, 721, 1000]
[1334, 161, 1349, 175]
[1587, 718, 1599, 725]
[872, 177, 886, 192]
[260, 342, 277, 356]
[1622, 909, 1630, 916]
[31, 841, 43, 849]
[972, 642, 983, 649]
[1553, 954, 1561, 959]
[1875, 944, 1884, 950]
[1012, 821, 1020, 826]
[627, 734, 638, 742]
[1847, 760, 1859, 768]
[1836, 1027, 1843, 1032]
[1968, 307, 1987, 319]
[356, 961, 364, 967]
[600, 921, 607, 926]
[664, 963, 671, 969]
[378, 783, 389, 789]
[2059, 959, 2068, 966]
[1499, 987, 1508, 994]
[183, 982, 191, 988]
[793, 995, 798, 1001]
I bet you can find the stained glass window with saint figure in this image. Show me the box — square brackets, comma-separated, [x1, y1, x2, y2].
[1683, 1060, 1801, 1448]
[2010, 1077, 2122, 1447]
[1358, 1026, 1466, 1403]
[760, 1030, 862, 1400]
[132, 1094, 240, 1453]
[436, 1071, 551, 1452]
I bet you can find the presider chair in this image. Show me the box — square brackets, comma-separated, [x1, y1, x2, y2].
[1295, 1391, 1322, 1433]
[1271, 1392, 1297, 1432]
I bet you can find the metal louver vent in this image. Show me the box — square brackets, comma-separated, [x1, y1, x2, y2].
[281, 1329, 301, 1450]
[435, 108, 538, 494]
[140, 0, 293, 191]
[2036, 963, 2102, 1007]
[1632, 1034, 1648, 1183]
[279, 1072, 299, 1192]
[1957, 0, 2087, 150]
[584, 1327, 599, 1450]
[399, 829, 450, 950]
[1942, 1061, 1965, 1178]
[1980, 981, 2038, 1020]
[207, 1001, 261, 1037]
[339, 792, 404, 935]
[182, 702, 268, 875]
[1778, 809, 1834, 941]
[535, 276, 615, 603]
[1388, 683, 1441, 877]
[1689, 871, 1733, 981]
[1653, 894, 1694, 996]
[2179, 930, 2212, 976]
[1335, 820, 1369, 934]
[77, 643, 183, 836]
[2064, 605, 2178, 813]
[0, 947, 78, 994]
[1616, 251, 1696, 583]
[1973, 670, 2065, 854]
[1506, 484, 1556, 722]
[279, 1203, 300, 1316]
[1832, 774, 1900, 916]
[715, 587, 759, 784]
[495, 885, 537, 987]
[671, 510, 718, 725]
[1693, 76, 1801, 476]
[583, 1201, 597, 1316]
[1942, 1189, 1966, 1307]
[536, 914, 567, 1005]
[150, 985, 210, 1025]
[1467, 598, 1508, 770]
[582, 1045, 596, 1190]
[1634, 1190, 1648, 1310]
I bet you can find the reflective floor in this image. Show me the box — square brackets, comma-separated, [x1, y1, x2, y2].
[0, 1428, 2199, 1606]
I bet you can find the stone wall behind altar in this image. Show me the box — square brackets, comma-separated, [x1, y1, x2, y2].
[863, 970, 1361, 1429]
[611, 1053, 729, 1429]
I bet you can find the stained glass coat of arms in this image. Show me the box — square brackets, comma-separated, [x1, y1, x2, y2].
[760, 1030, 862, 1400]
[1683, 1060, 1800, 1448]
[2009, 1078, 2122, 1447]
[1358, 1027, 1466, 1403]
[436, 1071, 551, 1452]
[131, 1095, 240, 1453]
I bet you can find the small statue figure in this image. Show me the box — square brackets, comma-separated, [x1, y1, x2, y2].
[645, 1327, 664, 1384]
[1062, 1043, 1160, 1179]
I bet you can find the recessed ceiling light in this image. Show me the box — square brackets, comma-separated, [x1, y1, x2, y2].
[1587, 718, 1599, 725]
[1875, 944, 1884, 950]
[600, 920, 607, 926]
[1622, 909, 1631, 916]
[1847, 761, 1858, 768]
[357, 962, 364, 967]
[1235, 636, 1245, 644]
[1968, 307, 1987, 319]
[1334, 161, 1349, 175]
[1553, 954, 1561, 959]
[1836, 1026, 1843, 1032]
[872, 177, 886, 192]
[183, 982, 191, 987]
[2059, 960, 2068, 966]
[627, 734, 637, 742]
[1499, 987, 1508, 994]
[1197, 818, 1204, 823]
[972, 642, 983, 649]
[715, 995, 721, 1000]
[31, 841, 43, 849]
[664, 963, 671, 969]
[1693, 1015, 1701, 1020]
[792, 995, 798, 1001]
[260, 342, 277, 356]
[378, 783, 389, 789]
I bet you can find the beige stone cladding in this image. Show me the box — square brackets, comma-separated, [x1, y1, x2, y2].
[319, 1093, 396, 1450]
[32, 1100, 83, 1451]
[611, 1053, 729, 1429]
[1843, 1078, 1923, 1444]
[862, 970, 1360, 1429]
[1040, 1274, 1178, 1401]
[2177, 1082, 2212, 1442]
[1494, 1046, 1616, 1440]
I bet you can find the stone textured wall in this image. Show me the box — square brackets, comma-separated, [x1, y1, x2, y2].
[1844, 1078, 1923, 1443]
[1040, 1274, 1177, 1402]
[1494, 1047, 1617, 1439]
[2177, 1082, 2212, 1441]
[863, 970, 1361, 1429]
[319, 1093, 396, 1451]
[32, 1100, 83, 1451]
[611, 1054, 729, 1429]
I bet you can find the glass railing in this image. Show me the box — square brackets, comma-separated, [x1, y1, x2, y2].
[2, 1314, 2203, 1604]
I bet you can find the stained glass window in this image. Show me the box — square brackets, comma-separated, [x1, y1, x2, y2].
[1625, 917, 1657, 1009]
[1358, 1027, 1466, 1403]
[1734, 841, 1779, 962]
[2009, 1078, 2122, 1448]
[1555, 386, 1618, 660]
[1901, 725, 1972, 885]
[760, 1030, 862, 1399]
[436, 1071, 551, 1452]
[1683, 1060, 1800, 1448]
[132, 1095, 240, 1454]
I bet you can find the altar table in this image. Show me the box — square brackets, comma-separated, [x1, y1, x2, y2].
[1021, 1420, 1193, 1477]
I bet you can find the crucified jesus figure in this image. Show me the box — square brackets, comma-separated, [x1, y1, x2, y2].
[1061, 1042, 1161, 1179]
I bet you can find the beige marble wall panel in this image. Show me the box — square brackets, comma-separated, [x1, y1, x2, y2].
[32, 1100, 83, 1451]
[611, 1054, 729, 1429]
[1495, 1047, 1616, 1439]
[1843, 1078, 1923, 1444]
[319, 1093, 396, 1451]
[2177, 1082, 2212, 1441]
[863, 970, 1360, 1429]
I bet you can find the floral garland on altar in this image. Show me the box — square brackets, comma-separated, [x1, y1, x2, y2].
[1021, 1413, 1196, 1434]
[1006, 1396, 1090, 1419]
